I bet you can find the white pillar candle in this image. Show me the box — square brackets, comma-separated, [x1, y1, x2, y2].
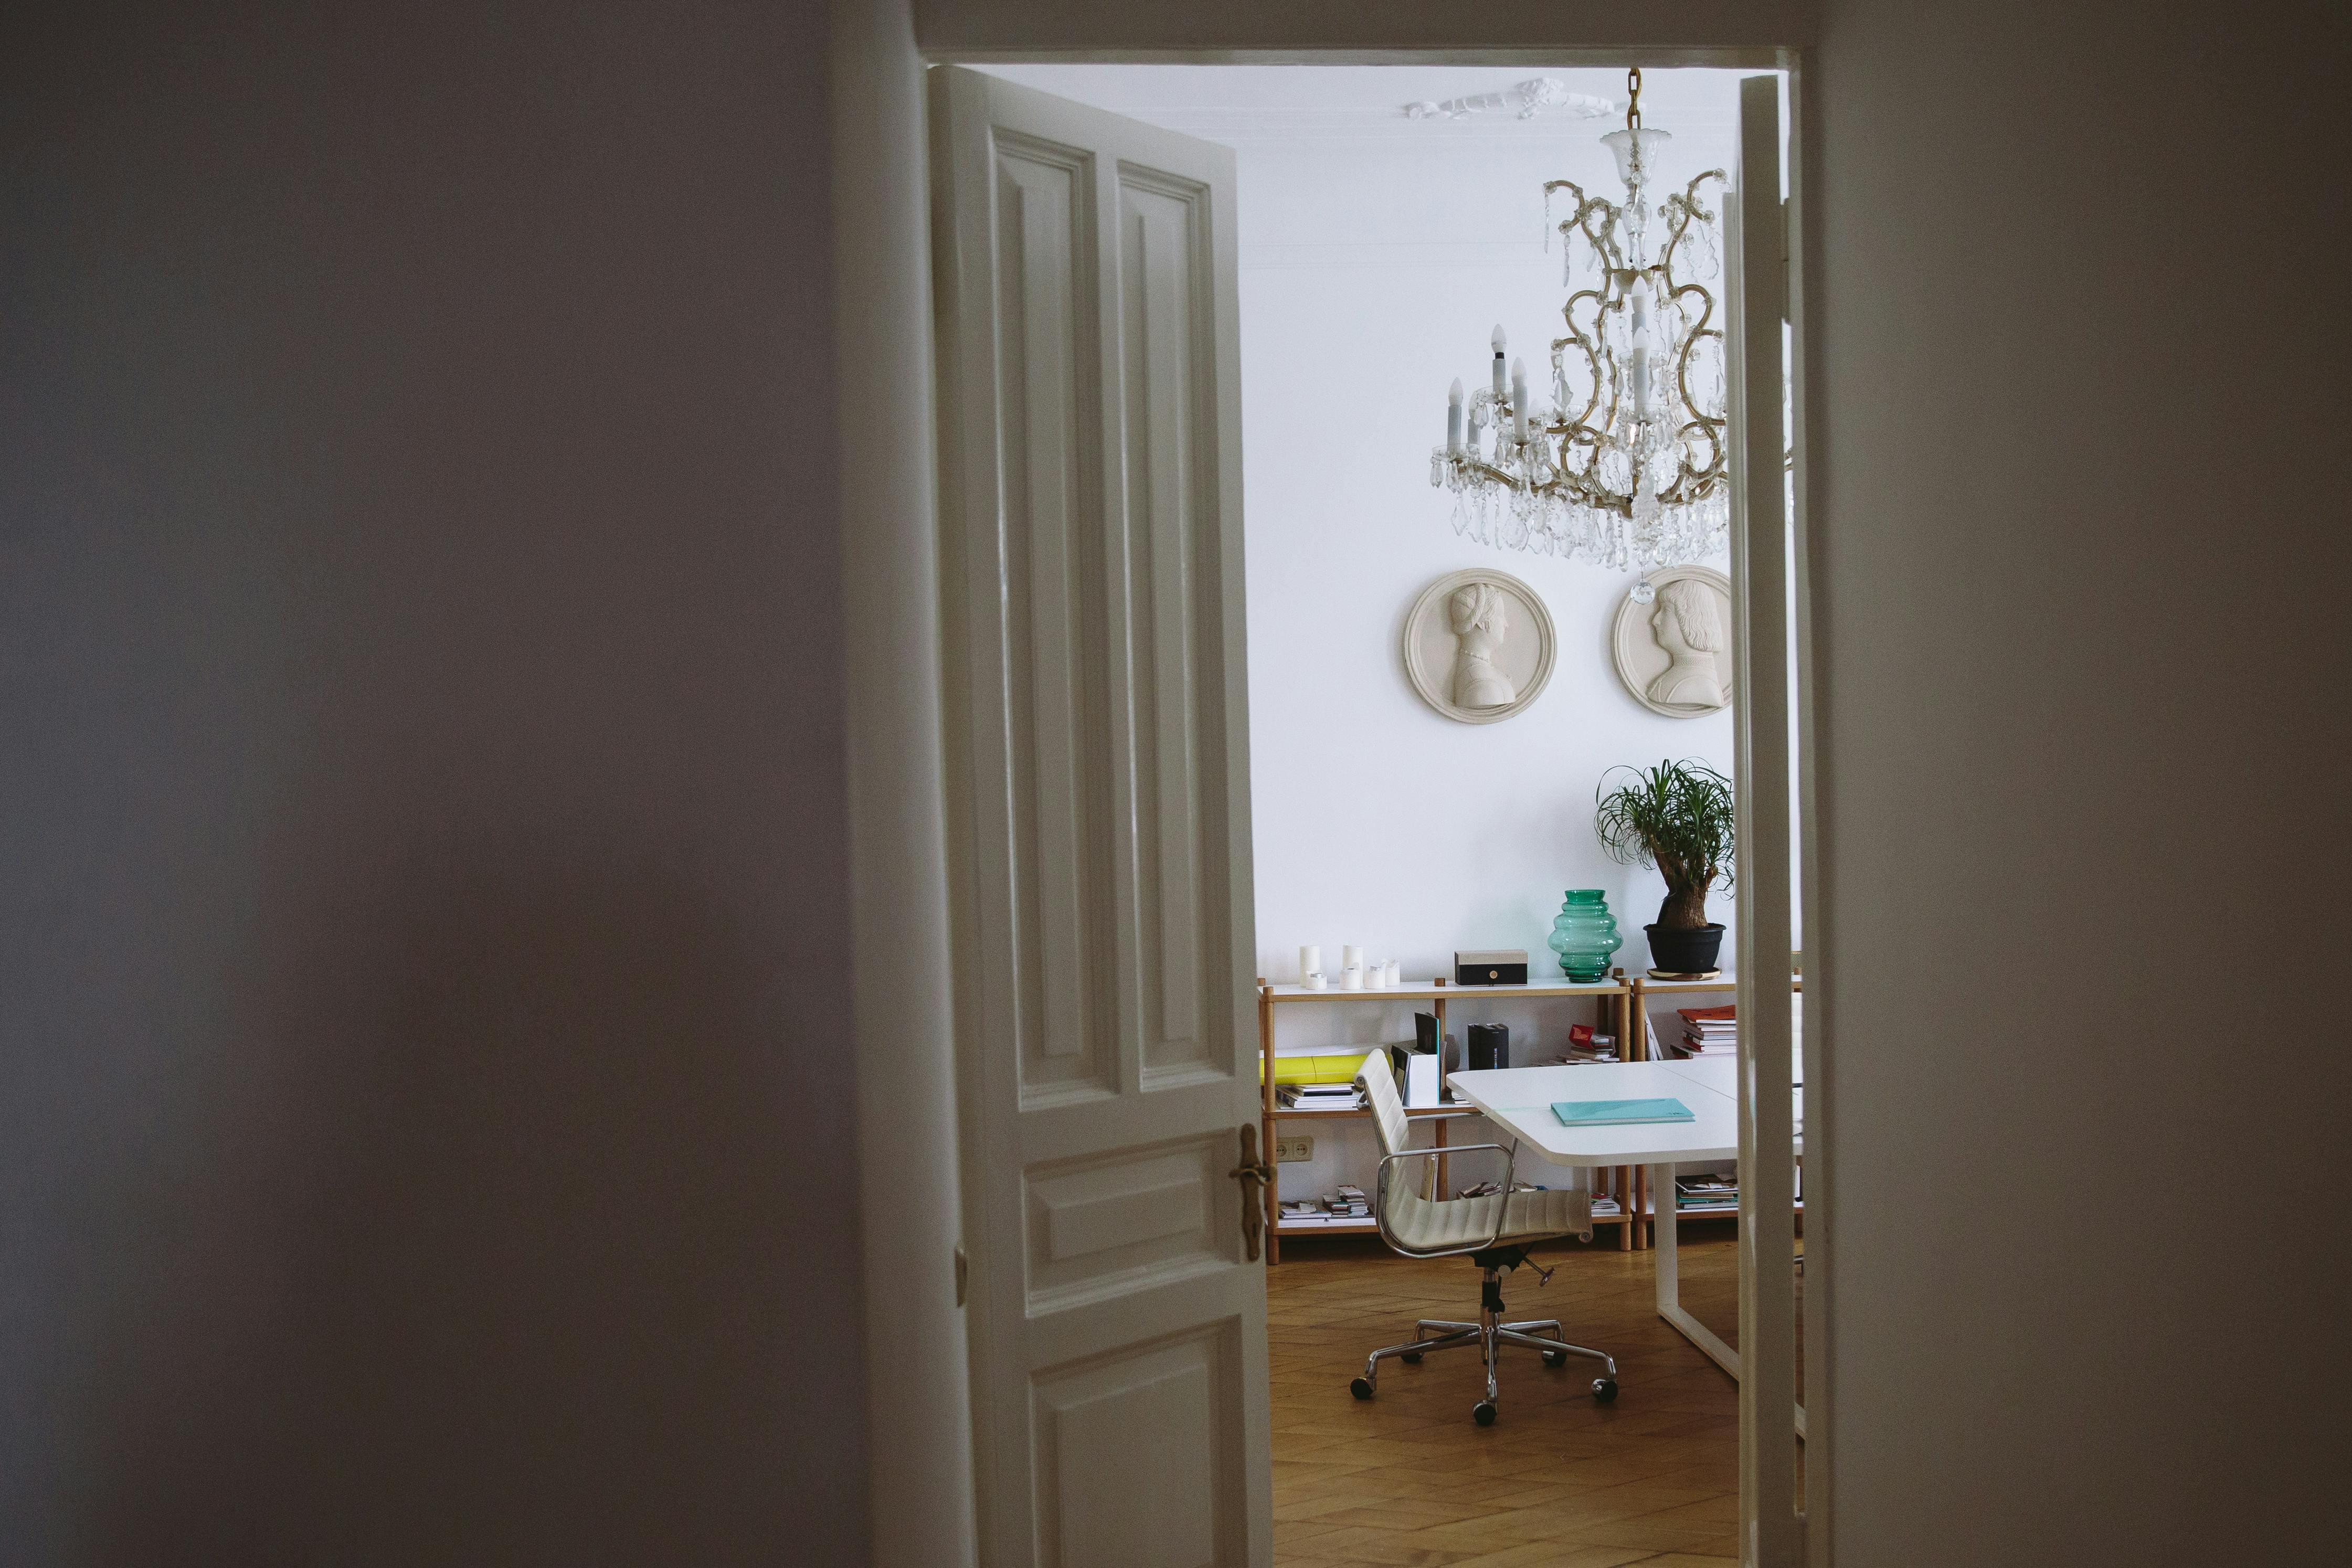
[1385, 959, 1401, 987]
[1341, 963, 1363, 991]
[1305, 971, 1327, 991]
[1299, 944, 1321, 983]
[1490, 324, 1507, 400]
[1341, 945, 1362, 970]
[1446, 379, 1463, 453]
[1365, 961, 1385, 991]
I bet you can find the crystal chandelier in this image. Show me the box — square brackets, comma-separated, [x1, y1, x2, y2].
[1432, 69, 1730, 578]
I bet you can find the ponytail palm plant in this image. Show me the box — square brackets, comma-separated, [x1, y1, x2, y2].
[1595, 760, 1736, 930]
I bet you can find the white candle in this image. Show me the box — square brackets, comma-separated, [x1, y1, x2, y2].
[1490, 324, 1508, 400]
[1511, 357, 1529, 443]
[1447, 379, 1463, 453]
[1385, 959, 1401, 987]
[1341, 945, 1362, 970]
[1299, 944, 1320, 983]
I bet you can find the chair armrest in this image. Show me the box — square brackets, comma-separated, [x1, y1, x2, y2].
[1373, 1141, 1520, 1255]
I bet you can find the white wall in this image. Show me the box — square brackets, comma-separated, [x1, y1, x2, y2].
[1228, 84, 1746, 993]
[981, 66, 1753, 999]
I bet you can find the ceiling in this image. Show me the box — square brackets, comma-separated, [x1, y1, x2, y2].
[970, 65, 1746, 144]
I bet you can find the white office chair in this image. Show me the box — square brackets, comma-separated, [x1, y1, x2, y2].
[1349, 1053, 1619, 1425]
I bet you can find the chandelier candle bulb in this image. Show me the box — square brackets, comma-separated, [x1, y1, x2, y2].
[1447, 379, 1463, 453]
[1511, 358, 1529, 442]
[1491, 324, 1508, 399]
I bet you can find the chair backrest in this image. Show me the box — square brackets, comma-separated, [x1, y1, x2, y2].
[1355, 1049, 1410, 1157]
[1354, 1052, 1439, 1248]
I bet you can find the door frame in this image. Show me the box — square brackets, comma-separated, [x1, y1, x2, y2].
[864, 23, 1831, 1568]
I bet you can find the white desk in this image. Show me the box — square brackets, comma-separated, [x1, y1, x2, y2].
[1447, 1057, 1804, 1427]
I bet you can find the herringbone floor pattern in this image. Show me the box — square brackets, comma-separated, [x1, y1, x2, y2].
[1267, 1229, 1745, 1567]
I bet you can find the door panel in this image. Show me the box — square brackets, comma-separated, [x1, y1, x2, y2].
[932, 64, 1267, 1568]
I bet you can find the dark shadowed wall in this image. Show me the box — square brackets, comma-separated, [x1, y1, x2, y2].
[1, 3, 870, 1561]
[1802, 3, 2349, 1562]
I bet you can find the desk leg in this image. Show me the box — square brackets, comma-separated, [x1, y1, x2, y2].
[1618, 1165, 1633, 1251]
[1654, 1159, 1735, 1380]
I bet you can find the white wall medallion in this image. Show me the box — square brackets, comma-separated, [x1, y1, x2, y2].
[1402, 568, 1557, 725]
[1613, 564, 1736, 717]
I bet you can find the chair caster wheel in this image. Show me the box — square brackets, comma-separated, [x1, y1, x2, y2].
[1542, 1350, 1567, 1368]
[1400, 1352, 1423, 1363]
[1472, 1401, 1498, 1426]
[1350, 1376, 1374, 1401]
[1592, 1378, 1618, 1402]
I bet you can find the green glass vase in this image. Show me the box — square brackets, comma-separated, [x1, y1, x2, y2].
[1548, 889, 1623, 982]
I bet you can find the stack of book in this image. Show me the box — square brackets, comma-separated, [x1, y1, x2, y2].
[1590, 1191, 1623, 1218]
[1277, 1186, 1373, 1225]
[1277, 1081, 1364, 1110]
[1675, 1173, 1740, 1212]
[1553, 1024, 1620, 1065]
[1672, 1004, 1738, 1058]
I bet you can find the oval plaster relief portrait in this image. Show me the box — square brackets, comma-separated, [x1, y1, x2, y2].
[1403, 568, 1556, 725]
[1613, 565, 1736, 717]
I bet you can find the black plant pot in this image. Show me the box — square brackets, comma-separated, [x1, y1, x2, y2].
[1645, 923, 1725, 976]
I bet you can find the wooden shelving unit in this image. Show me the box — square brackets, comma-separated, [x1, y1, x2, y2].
[1257, 969, 1805, 1262]
[1258, 973, 1641, 1264]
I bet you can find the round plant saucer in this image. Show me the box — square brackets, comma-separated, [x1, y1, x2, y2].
[1648, 968, 1723, 981]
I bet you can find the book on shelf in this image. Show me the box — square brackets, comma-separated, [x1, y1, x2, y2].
[1675, 1172, 1739, 1211]
[1590, 1193, 1623, 1217]
[1277, 1083, 1364, 1109]
[1555, 1023, 1619, 1065]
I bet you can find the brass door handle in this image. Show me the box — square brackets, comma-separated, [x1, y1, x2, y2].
[1230, 1124, 1273, 1262]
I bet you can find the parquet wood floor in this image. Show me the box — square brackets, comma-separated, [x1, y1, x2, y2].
[1266, 1228, 1746, 1568]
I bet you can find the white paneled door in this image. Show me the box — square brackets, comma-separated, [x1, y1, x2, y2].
[929, 67, 1270, 1568]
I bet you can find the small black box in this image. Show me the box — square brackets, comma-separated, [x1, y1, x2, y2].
[1467, 1022, 1511, 1071]
[1453, 948, 1528, 986]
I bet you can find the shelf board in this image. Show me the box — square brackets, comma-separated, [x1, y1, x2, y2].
[1275, 1204, 1803, 1236]
[1265, 979, 1628, 1003]
[1268, 1104, 1481, 1119]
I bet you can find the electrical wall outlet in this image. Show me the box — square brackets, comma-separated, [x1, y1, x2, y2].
[1274, 1135, 1314, 1163]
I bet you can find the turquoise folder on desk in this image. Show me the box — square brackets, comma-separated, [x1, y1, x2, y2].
[1551, 1097, 1696, 1127]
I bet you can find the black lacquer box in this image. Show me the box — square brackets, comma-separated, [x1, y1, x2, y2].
[1452, 948, 1528, 986]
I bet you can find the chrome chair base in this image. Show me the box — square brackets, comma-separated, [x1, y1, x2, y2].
[1350, 1264, 1618, 1422]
